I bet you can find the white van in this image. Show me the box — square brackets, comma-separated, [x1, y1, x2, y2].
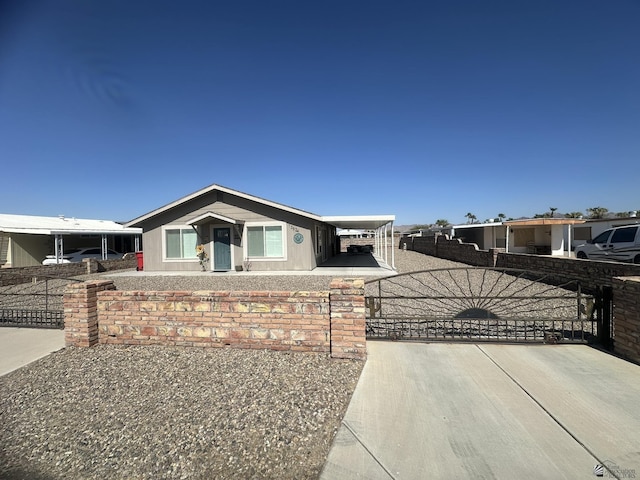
[575, 225, 640, 263]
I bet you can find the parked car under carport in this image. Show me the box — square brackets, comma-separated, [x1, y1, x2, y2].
[42, 247, 122, 265]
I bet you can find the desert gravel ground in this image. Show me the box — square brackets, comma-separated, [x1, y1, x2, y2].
[1, 250, 460, 480]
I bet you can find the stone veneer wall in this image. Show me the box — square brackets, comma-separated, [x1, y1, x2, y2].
[611, 276, 640, 364]
[64, 278, 366, 360]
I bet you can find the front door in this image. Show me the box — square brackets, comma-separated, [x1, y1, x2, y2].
[213, 227, 232, 271]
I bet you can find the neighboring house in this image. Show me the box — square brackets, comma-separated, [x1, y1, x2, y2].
[125, 184, 395, 272]
[0, 214, 142, 268]
[449, 218, 587, 257]
[449, 222, 506, 250]
[503, 218, 586, 256]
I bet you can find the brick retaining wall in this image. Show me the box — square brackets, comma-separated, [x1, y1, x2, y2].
[64, 278, 366, 360]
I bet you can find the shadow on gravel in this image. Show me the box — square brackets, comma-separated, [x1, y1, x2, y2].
[0, 466, 57, 480]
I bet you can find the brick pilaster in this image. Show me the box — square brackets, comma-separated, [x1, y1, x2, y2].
[64, 280, 115, 347]
[329, 278, 366, 360]
[612, 276, 640, 364]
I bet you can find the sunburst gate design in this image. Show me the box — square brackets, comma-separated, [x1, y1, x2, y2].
[365, 268, 599, 342]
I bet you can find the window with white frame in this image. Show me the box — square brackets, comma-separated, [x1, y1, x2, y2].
[246, 223, 284, 258]
[164, 227, 198, 259]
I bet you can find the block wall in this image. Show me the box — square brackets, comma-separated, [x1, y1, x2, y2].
[401, 235, 640, 291]
[64, 278, 366, 360]
[0, 258, 136, 287]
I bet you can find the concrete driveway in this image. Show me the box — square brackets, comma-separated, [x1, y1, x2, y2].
[322, 342, 640, 479]
[0, 328, 65, 376]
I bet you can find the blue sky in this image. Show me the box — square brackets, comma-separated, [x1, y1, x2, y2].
[1, 1, 638, 226]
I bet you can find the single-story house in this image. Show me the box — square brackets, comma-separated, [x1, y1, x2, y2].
[449, 222, 506, 250]
[125, 184, 395, 272]
[503, 218, 586, 256]
[0, 213, 142, 268]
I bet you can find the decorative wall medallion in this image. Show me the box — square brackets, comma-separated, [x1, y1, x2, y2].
[293, 233, 304, 244]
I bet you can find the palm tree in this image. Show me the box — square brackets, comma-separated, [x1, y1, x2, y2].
[497, 213, 506, 222]
[465, 212, 477, 224]
[549, 207, 558, 218]
[586, 207, 609, 219]
[565, 211, 583, 219]
[435, 219, 449, 227]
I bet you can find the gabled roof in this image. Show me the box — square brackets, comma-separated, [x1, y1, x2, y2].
[186, 211, 243, 226]
[0, 213, 142, 235]
[125, 184, 324, 227]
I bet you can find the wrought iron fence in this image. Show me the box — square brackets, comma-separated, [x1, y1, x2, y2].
[0, 275, 82, 329]
[365, 268, 600, 343]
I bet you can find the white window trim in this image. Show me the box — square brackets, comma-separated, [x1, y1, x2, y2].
[161, 225, 199, 263]
[243, 221, 287, 262]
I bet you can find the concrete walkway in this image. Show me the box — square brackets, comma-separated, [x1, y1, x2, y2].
[104, 253, 397, 278]
[322, 342, 640, 479]
[0, 328, 65, 376]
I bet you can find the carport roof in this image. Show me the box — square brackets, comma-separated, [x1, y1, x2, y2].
[322, 215, 395, 230]
[0, 213, 142, 235]
[504, 218, 586, 226]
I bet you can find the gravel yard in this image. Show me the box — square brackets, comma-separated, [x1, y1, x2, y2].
[1, 250, 460, 479]
[1, 346, 362, 480]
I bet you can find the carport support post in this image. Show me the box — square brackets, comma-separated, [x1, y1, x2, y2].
[329, 278, 366, 360]
[64, 280, 115, 348]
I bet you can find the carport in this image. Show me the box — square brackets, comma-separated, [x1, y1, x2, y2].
[0, 213, 142, 267]
[323, 215, 396, 269]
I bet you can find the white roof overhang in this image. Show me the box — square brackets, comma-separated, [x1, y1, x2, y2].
[0, 214, 141, 235]
[451, 222, 503, 230]
[504, 218, 586, 227]
[322, 215, 395, 230]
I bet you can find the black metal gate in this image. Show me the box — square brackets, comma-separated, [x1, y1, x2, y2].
[0, 275, 81, 329]
[366, 268, 609, 344]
